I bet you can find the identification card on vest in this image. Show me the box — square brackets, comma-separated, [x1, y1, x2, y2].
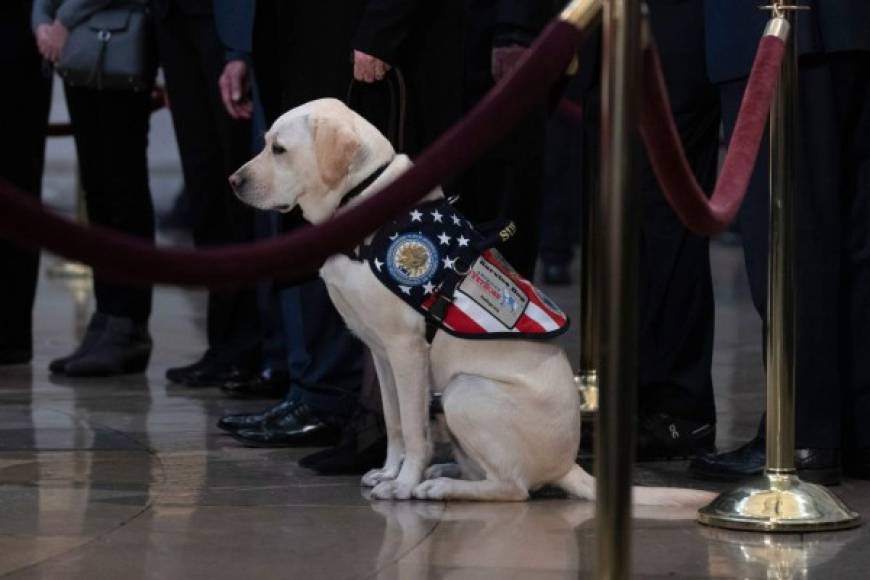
[457, 257, 528, 328]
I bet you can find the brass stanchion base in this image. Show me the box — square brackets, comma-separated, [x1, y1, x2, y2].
[698, 472, 860, 532]
[574, 371, 599, 414]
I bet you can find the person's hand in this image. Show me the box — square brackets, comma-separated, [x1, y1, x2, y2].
[353, 50, 390, 83]
[35, 24, 52, 60]
[491, 45, 527, 83]
[219, 60, 253, 120]
[36, 21, 68, 63]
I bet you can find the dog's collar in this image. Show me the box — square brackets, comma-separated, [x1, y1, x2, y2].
[338, 161, 393, 208]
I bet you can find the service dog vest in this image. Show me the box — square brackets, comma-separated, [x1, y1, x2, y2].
[357, 200, 569, 341]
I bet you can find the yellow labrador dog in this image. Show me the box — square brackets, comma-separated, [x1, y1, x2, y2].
[231, 98, 714, 505]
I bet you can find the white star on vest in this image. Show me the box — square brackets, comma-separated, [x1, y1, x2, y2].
[422, 281, 436, 295]
[410, 209, 423, 222]
[437, 232, 451, 246]
[442, 256, 457, 270]
[451, 214, 462, 226]
[399, 285, 412, 295]
[457, 235, 470, 247]
[373, 257, 384, 272]
[431, 209, 443, 223]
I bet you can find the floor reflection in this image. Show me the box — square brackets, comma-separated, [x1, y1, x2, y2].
[368, 499, 713, 579]
[701, 527, 847, 580]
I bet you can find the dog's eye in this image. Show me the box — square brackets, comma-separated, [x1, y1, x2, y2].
[272, 143, 287, 155]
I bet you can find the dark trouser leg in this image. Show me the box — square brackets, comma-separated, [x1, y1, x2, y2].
[64, 86, 154, 323]
[281, 280, 363, 420]
[539, 94, 582, 267]
[637, 0, 719, 422]
[457, 110, 547, 280]
[156, 11, 260, 363]
[835, 53, 870, 450]
[0, 39, 51, 351]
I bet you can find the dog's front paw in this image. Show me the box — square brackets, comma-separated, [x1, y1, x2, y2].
[371, 479, 417, 500]
[413, 478, 454, 501]
[361, 466, 399, 488]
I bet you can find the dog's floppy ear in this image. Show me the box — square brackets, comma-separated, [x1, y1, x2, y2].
[311, 116, 361, 189]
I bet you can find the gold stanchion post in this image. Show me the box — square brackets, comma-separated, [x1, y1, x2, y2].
[597, 0, 643, 577]
[697, 2, 859, 532]
[576, 179, 600, 413]
[561, 0, 604, 417]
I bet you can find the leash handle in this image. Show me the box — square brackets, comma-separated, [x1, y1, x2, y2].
[345, 68, 408, 152]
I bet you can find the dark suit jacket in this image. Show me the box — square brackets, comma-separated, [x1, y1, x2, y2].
[1, 1, 35, 62]
[213, 0, 253, 61]
[352, 0, 418, 64]
[705, 0, 870, 83]
[465, 0, 559, 95]
[152, 0, 212, 19]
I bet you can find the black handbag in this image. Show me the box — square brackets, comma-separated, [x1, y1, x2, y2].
[57, 0, 154, 92]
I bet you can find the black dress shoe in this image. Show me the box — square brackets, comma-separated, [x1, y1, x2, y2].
[216, 399, 297, 433]
[167, 353, 256, 388]
[0, 348, 32, 365]
[299, 409, 387, 475]
[636, 413, 716, 461]
[844, 448, 870, 480]
[63, 316, 152, 377]
[220, 367, 290, 399]
[542, 263, 571, 286]
[49, 312, 107, 374]
[796, 448, 842, 485]
[690, 436, 842, 486]
[166, 354, 211, 384]
[230, 402, 341, 448]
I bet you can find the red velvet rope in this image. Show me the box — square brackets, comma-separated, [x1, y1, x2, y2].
[0, 20, 581, 288]
[639, 35, 786, 236]
[556, 98, 583, 123]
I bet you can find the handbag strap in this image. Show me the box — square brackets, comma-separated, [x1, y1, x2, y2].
[89, 30, 112, 90]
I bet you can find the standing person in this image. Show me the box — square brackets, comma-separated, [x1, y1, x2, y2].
[691, 0, 870, 484]
[32, 0, 156, 377]
[634, 0, 720, 460]
[153, 0, 263, 388]
[458, 0, 559, 280]
[0, 0, 52, 365]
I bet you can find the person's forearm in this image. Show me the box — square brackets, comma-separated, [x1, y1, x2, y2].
[55, 0, 115, 30]
[225, 49, 251, 64]
[494, 0, 553, 47]
[213, 0, 255, 64]
[353, 0, 419, 64]
[32, 0, 56, 31]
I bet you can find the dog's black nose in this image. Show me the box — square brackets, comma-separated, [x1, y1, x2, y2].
[229, 172, 245, 190]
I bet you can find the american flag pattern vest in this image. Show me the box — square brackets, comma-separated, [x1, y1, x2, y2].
[362, 200, 569, 340]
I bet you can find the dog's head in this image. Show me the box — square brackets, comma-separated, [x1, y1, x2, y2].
[230, 98, 394, 223]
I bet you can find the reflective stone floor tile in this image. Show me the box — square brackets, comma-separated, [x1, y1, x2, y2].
[3, 504, 440, 580]
[3, 161, 869, 579]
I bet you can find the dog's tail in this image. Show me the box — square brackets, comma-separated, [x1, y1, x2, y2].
[554, 465, 595, 500]
[554, 465, 715, 507]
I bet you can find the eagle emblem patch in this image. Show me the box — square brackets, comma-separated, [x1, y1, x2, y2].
[386, 233, 439, 286]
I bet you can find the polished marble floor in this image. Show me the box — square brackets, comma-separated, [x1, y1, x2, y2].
[2, 242, 870, 580]
[2, 90, 870, 579]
